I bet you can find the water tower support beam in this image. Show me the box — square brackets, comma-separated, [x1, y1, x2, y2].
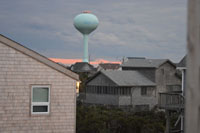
[83, 34, 89, 62]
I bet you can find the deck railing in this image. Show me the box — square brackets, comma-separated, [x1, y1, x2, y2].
[159, 92, 184, 110]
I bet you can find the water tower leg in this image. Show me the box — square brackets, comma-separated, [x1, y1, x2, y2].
[83, 34, 89, 63]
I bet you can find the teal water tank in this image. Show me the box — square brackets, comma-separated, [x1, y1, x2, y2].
[74, 11, 99, 35]
[73, 11, 99, 63]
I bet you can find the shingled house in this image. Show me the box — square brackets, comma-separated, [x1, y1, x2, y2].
[122, 57, 181, 93]
[0, 35, 79, 132]
[85, 70, 157, 110]
[84, 57, 181, 110]
[158, 56, 186, 133]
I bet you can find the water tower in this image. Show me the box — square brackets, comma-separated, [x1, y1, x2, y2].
[74, 11, 99, 63]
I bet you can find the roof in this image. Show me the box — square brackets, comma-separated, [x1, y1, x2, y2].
[71, 62, 96, 72]
[177, 55, 186, 68]
[0, 34, 79, 81]
[121, 58, 175, 68]
[98, 63, 120, 70]
[100, 70, 156, 86]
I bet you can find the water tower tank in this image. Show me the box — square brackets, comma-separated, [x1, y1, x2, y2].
[74, 11, 99, 63]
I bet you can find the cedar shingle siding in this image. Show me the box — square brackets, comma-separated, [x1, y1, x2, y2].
[0, 35, 77, 133]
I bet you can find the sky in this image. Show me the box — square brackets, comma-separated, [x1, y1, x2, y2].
[0, 0, 187, 63]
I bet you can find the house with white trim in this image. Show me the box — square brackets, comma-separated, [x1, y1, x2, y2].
[0, 35, 79, 133]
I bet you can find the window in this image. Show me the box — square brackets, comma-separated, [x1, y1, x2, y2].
[141, 87, 147, 95]
[31, 85, 50, 114]
[86, 86, 131, 95]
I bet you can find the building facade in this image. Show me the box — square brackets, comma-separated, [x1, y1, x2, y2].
[0, 35, 79, 133]
[158, 56, 186, 133]
[85, 70, 157, 110]
[84, 57, 181, 110]
[122, 58, 181, 94]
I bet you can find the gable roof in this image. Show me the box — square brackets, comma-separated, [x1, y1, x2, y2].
[121, 57, 175, 68]
[177, 55, 186, 68]
[89, 70, 155, 86]
[98, 63, 120, 70]
[0, 34, 79, 81]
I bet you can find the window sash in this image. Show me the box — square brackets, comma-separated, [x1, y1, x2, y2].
[31, 85, 50, 114]
[32, 87, 49, 102]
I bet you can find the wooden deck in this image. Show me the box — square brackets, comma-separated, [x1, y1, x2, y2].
[158, 92, 184, 110]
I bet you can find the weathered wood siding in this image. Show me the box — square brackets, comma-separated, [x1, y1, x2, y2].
[156, 62, 181, 93]
[185, 0, 200, 132]
[0, 42, 76, 133]
[131, 87, 157, 109]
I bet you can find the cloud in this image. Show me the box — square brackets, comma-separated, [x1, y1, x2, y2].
[0, 0, 187, 62]
[91, 32, 126, 46]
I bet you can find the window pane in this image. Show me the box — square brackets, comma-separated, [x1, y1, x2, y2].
[141, 87, 147, 95]
[33, 106, 48, 112]
[33, 87, 49, 102]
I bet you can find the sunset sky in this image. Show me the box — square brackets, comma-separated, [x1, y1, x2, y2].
[50, 58, 121, 66]
[0, 0, 187, 63]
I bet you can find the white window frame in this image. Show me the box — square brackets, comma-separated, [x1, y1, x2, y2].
[31, 85, 50, 115]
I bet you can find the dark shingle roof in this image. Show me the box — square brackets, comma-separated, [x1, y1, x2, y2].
[101, 70, 155, 86]
[121, 58, 172, 68]
[71, 62, 96, 72]
[99, 63, 120, 70]
[177, 56, 186, 68]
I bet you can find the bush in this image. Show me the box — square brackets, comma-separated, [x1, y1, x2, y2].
[76, 104, 166, 133]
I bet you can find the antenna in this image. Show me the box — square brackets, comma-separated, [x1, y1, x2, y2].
[74, 11, 99, 63]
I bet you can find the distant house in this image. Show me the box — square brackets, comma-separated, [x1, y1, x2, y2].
[158, 56, 186, 133]
[0, 35, 79, 132]
[121, 57, 181, 93]
[97, 63, 120, 71]
[84, 57, 181, 110]
[85, 70, 157, 111]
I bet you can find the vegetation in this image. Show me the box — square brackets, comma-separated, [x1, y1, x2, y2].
[77, 72, 90, 92]
[76, 103, 166, 133]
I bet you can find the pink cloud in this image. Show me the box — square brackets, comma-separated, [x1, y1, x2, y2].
[49, 58, 121, 65]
